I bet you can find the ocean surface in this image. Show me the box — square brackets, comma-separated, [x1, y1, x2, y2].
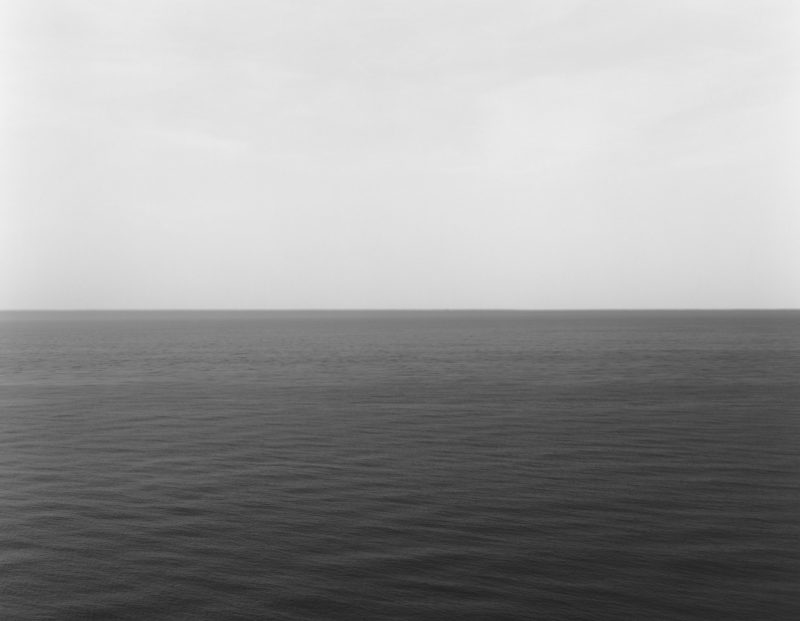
[1, 310, 798, 620]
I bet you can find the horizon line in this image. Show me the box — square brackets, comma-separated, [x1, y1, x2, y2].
[1, 308, 798, 313]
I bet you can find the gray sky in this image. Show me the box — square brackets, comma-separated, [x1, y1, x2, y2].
[1, 0, 798, 309]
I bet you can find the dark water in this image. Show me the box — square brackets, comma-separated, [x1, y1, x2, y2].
[1, 311, 798, 620]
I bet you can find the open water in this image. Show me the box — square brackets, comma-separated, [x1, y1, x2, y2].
[1, 311, 798, 620]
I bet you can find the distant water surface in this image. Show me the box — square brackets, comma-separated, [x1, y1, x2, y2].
[1, 311, 798, 620]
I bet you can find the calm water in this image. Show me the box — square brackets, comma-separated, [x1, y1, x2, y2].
[1, 311, 798, 620]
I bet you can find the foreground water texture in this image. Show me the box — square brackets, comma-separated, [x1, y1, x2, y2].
[1, 311, 798, 620]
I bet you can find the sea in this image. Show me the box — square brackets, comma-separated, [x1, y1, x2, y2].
[1, 310, 798, 620]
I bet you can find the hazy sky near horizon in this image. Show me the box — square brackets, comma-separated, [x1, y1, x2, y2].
[1, 0, 798, 309]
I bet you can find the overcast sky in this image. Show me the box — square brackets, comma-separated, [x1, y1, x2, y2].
[1, 0, 798, 309]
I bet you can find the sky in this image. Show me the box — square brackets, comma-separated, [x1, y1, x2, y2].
[1, 0, 798, 309]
